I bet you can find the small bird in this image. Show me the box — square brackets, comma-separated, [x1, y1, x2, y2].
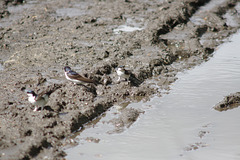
[64, 66, 97, 85]
[116, 65, 131, 82]
[26, 90, 52, 111]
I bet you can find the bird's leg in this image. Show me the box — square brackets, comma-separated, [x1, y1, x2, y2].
[127, 76, 130, 82]
[33, 106, 38, 112]
[117, 76, 121, 82]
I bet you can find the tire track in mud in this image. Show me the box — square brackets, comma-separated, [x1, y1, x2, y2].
[0, 0, 240, 159]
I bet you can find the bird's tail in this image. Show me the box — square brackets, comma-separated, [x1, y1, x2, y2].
[81, 77, 101, 85]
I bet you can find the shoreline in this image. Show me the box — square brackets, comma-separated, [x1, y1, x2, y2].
[0, 0, 240, 159]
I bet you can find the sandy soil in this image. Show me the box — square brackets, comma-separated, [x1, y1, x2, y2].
[0, 0, 240, 159]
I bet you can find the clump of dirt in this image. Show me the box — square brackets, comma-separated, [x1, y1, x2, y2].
[107, 107, 144, 134]
[214, 92, 240, 111]
[0, 0, 240, 159]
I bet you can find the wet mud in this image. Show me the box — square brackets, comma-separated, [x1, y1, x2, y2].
[107, 107, 144, 134]
[214, 92, 240, 111]
[0, 0, 240, 159]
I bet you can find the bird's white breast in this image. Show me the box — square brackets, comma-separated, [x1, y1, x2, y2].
[65, 72, 80, 83]
[28, 95, 36, 104]
[117, 69, 129, 79]
[65, 72, 71, 81]
[117, 69, 124, 76]
[28, 95, 48, 106]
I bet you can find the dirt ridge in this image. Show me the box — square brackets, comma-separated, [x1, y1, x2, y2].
[0, 0, 240, 159]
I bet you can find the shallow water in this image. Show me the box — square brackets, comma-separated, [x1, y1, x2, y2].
[56, 8, 88, 17]
[65, 30, 240, 159]
[113, 25, 144, 34]
[113, 17, 145, 34]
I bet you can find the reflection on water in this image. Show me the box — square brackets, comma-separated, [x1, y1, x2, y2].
[66, 31, 240, 160]
[113, 17, 145, 34]
[113, 25, 144, 34]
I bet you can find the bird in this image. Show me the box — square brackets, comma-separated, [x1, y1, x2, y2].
[116, 65, 131, 82]
[64, 66, 97, 85]
[26, 90, 52, 112]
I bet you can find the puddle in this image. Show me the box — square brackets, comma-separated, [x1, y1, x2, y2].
[56, 1, 91, 17]
[113, 25, 144, 34]
[0, 1, 36, 28]
[224, 2, 240, 27]
[113, 17, 145, 34]
[65, 30, 240, 159]
[190, 0, 226, 25]
[7, 1, 37, 13]
[56, 8, 87, 17]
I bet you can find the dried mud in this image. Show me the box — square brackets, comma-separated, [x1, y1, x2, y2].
[0, 0, 240, 159]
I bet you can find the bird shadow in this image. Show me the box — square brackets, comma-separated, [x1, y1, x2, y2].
[114, 74, 142, 87]
[43, 106, 55, 112]
[77, 83, 97, 95]
[129, 74, 142, 87]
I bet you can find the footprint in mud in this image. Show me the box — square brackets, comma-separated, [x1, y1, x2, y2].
[184, 123, 211, 152]
[184, 142, 208, 151]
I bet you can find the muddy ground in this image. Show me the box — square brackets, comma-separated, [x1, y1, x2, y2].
[214, 92, 240, 111]
[0, 0, 240, 159]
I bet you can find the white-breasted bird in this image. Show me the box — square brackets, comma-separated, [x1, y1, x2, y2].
[26, 90, 52, 111]
[64, 66, 97, 85]
[116, 65, 131, 82]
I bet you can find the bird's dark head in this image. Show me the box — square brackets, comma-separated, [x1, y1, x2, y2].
[117, 65, 125, 71]
[26, 90, 37, 97]
[118, 65, 125, 68]
[64, 66, 71, 72]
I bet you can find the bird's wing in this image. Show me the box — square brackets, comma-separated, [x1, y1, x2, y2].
[36, 84, 61, 100]
[67, 72, 95, 83]
[69, 70, 79, 75]
[37, 90, 50, 99]
[125, 69, 131, 75]
[34, 92, 44, 101]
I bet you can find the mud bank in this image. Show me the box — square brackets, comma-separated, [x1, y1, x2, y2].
[214, 92, 240, 111]
[0, 0, 240, 159]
